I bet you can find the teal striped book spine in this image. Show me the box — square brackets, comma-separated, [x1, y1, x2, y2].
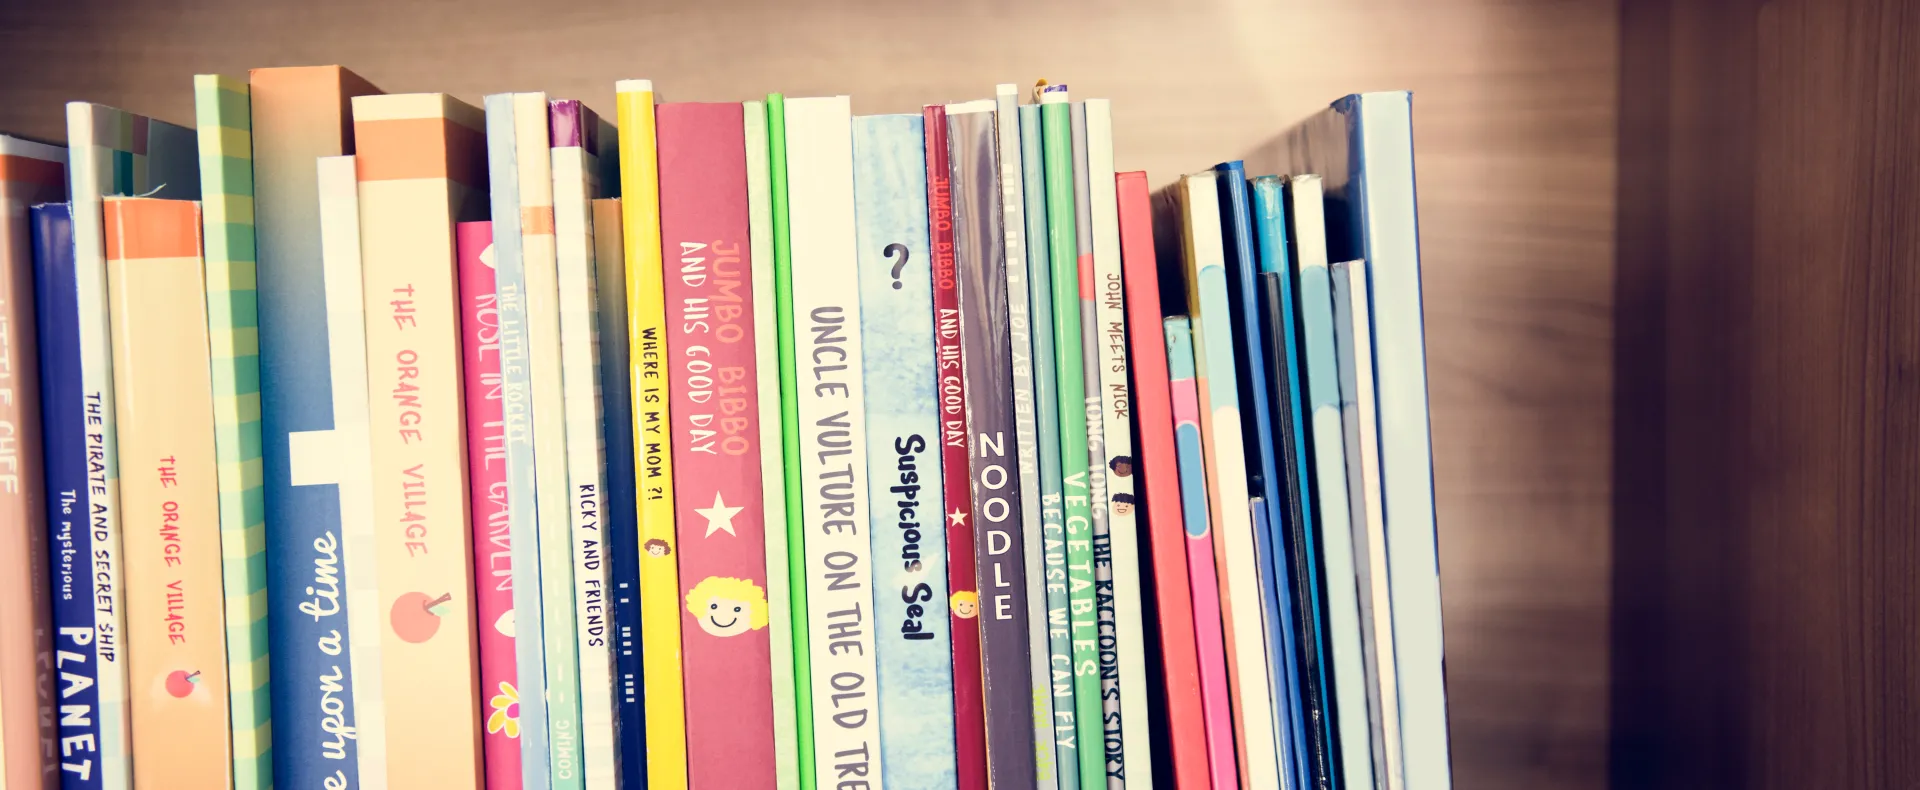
[194, 74, 272, 790]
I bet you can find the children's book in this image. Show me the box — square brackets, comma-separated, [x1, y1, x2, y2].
[949, 99, 1037, 787]
[249, 65, 383, 790]
[853, 112, 958, 790]
[104, 196, 233, 790]
[1064, 99, 1108, 788]
[1285, 93, 1449, 787]
[994, 84, 1058, 790]
[925, 100, 988, 790]
[1163, 316, 1240, 790]
[615, 79, 689, 788]
[785, 95, 884, 787]
[1, 135, 61, 790]
[352, 93, 488, 788]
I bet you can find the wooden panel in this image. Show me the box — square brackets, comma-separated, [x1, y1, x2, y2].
[0, 1, 1620, 787]
[1614, 0, 1920, 786]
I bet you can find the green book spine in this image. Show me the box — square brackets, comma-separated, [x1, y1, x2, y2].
[1020, 101, 1079, 790]
[194, 73, 271, 790]
[1040, 87, 1103, 790]
[767, 93, 816, 790]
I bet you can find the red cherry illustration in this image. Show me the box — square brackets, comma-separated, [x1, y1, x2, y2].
[391, 591, 452, 643]
[166, 670, 199, 698]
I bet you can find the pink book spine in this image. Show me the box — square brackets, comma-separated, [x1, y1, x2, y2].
[456, 221, 521, 789]
[1169, 356, 1238, 789]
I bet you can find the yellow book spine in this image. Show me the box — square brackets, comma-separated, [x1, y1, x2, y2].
[351, 93, 487, 789]
[105, 196, 233, 790]
[615, 79, 687, 788]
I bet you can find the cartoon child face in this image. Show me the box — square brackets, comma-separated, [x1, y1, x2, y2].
[685, 576, 769, 638]
[951, 590, 979, 620]
[1108, 455, 1134, 478]
[1112, 492, 1137, 518]
[645, 539, 672, 557]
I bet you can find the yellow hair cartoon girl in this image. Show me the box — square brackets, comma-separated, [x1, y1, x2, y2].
[685, 576, 770, 637]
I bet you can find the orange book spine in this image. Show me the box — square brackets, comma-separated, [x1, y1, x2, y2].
[104, 196, 232, 789]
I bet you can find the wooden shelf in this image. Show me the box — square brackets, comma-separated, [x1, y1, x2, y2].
[0, 1, 1622, 788]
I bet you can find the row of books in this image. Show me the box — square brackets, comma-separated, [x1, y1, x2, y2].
[0, 66, 1448, 790]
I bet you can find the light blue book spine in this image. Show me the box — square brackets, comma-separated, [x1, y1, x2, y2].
[1294, 248, 1373, 790]
[853, 113, 957, 790]
[484, 93, 552, 789]
[1021, 102, 1078, 788]
[1292, 91, 1449, 787]
[996, 85, 1057, 790]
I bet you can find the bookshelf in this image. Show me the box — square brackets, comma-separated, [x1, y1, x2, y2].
[35, 0, 1895, 787]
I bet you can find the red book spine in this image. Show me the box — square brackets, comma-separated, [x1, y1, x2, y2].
[927, 103, 988, 790]
[657, 102, 777, 786]
[1117, 171, 1210, 787]
[454, 221, 522, 789]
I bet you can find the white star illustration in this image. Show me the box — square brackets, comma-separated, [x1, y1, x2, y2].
[697, 492, 744, 537]
[947, 508, 967, 527]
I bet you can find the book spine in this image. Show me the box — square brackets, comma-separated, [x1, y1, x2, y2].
[104, 196, 233, 789]
[1115, 171, 1209, 789]
[484, 95, 554, 790]
[33, 202, 110, 790]
[589, 196, 646, 790]
[1327, 259, 1404, 790]
[1162, 316, 1239, 790]
[925, 102, 988, 790]
[766, 94, 818, 790]
[316, 154, 388, 790]
[1295, 251, 1370, 790]
[949, 102, 1037, 786]
[68, 102, 189, 790]
[552, 115, 619, 790]
[1038, 87, 1099, 790]
[1177, 172, 1282, 789]
[1059, 99, 1106, 790]
[852, 113, 957, 790]
[490, 91, 586, 790]
[248, 66, 382, 790]
[192, 75, 272, 790]
[1226, 166, 1316, 790]
[353, 92, 487, 789]
[747, 101, 803, 790]
[1346, 95, 1450, 787]
[1019, 103, 1079, 790]
[3, 145, 60, 790]
[786, 96, 884, 787]
[657, 101, 779, 787]
[994, 87, 1057, 789]
[615, 80, 689, 788]
[1084, 100, 1148, 786]
[456, 220, 524, 790]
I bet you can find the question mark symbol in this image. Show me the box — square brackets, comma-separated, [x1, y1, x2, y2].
[885, 243, 909, 290]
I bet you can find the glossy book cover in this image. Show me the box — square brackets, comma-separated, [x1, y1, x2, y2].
[852, 112, 957, 790]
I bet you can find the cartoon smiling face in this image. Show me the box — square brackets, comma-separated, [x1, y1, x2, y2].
[951, 590, 979, 619]
[685, 576, 769, 638]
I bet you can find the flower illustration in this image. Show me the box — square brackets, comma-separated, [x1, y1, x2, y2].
[487, 681, 520, 739]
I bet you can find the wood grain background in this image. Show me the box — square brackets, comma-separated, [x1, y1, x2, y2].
[0, 0, 1621, 787]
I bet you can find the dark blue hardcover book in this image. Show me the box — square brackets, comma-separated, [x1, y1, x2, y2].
[1216, 161, 1330, 790]
[594, 198, 646, 790]
[34, 202, 107, 790]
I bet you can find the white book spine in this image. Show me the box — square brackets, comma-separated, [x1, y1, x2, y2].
[785, 96, 885, 788]
[554, 147, 618, 789]
[1332, 257, 1405, 790]
[995, 85, 1058, 789]
[1084, 99, 1152, 785]
[64, 102, 133, 790]
[316, 154, 391, 789]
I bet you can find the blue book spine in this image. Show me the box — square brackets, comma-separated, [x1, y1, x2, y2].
[34, 203, 106, 790]
[1019, 103, 1079, 790]
[853, 113, 958, 789]
[1215, 162, 1314, 787]
[485, 93, 554, 788]
[594, 208, 645, 790]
